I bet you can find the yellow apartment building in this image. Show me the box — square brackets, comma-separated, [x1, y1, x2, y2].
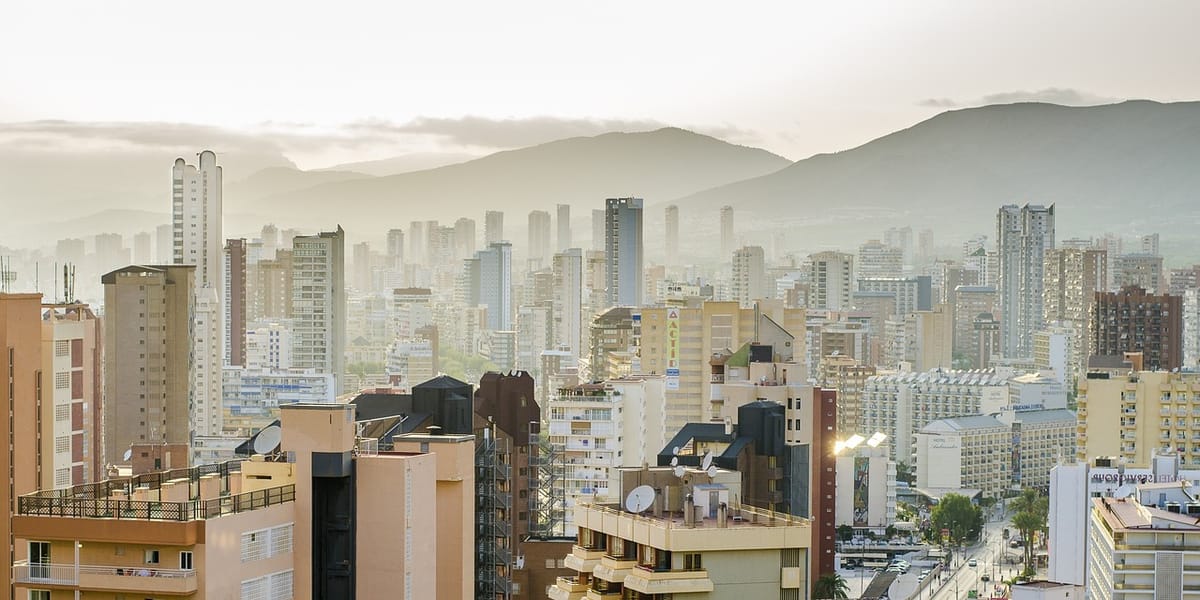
[1077, 371, 1200, 466]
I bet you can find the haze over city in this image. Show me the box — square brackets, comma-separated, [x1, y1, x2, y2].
[1, 3, 1200, 600]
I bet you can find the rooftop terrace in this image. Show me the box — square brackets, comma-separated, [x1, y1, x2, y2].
[17, 459, 295, 522]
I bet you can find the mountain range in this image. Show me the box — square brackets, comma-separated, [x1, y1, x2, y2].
[234, 128, 791, 234]
[4, 101, 1200, 258]
[674, 100, 1200, 252]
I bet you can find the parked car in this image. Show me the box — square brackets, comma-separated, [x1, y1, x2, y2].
[981, 574, 991, 582]
[968, 559, 978, 567]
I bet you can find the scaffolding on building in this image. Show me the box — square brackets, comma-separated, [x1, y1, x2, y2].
[476, 427, 513, 600]
[528, 432, 567, 539]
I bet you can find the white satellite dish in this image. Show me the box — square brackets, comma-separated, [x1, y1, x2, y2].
[253, 425, 282, 455]
[624, 485, 656, 514]
[670, 456, 679, 467]
[701, 451, 714, 471]
[706, 466, 718, 478]
[122, 448, 132, 462]
[672, 446, 681, 456]
[673, 465, 686, 478]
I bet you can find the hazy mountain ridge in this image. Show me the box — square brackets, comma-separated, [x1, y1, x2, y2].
[319, 152, 479, 176]
[671, 101, 1200, 244]
[225, 167, 374, 202]
[239, 127, 794, 232]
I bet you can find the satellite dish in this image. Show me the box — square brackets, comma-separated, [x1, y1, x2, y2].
[122, 448, 132, 462]
[624, 485, 656, 514]
[670, 456, 679, 467]
[706, 466, 718, 478]
[673, 465, 686, 478]
[672, 446, 681, 456]
[253, 425, 282, 455]
[701, 451, 714, 471]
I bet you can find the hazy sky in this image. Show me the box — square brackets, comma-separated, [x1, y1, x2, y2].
[3, 0, 1199, 168]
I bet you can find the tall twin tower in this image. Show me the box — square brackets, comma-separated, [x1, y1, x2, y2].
[172, 150, 224, 438]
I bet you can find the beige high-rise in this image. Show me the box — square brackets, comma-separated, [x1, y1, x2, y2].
[638, 301, 806, 433]
[102, 265, 195, 469]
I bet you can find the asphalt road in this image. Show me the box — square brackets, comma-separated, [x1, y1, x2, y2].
[893, 512, 1026, 600]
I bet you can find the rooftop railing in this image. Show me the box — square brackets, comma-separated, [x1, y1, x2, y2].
[17, 484, 294, 522]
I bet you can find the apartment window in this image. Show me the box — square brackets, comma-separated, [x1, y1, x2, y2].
[144, 550, 159, 564]
[683, 553, 703, 571]
[178, 551, 193, 570]
[28, 592, 50, 600]
[54, 340, 70, 357]
[55, 372, 70, 389]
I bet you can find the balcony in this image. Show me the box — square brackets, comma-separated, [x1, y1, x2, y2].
[12, 561, 198, 595]
[624, 567, 715, 595]
[548, 576, 589, 600]
[594, 555, 637, 582]
[564, 545, 605, 573]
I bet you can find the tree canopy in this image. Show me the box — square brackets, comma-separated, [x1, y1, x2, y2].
[931, 493, 983, 545]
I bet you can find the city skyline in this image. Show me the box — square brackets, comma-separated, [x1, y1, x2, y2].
[3, 5, 1200, 598]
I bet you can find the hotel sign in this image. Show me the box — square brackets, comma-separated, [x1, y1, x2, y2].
[666, 308, 680, 390]
[1090, 473, 1177, 484]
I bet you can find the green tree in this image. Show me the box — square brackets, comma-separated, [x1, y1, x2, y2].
[931, 493, 983, 546]
[813, 572, 850, 600]
[885, 524, 898, 539]
[836, 524, 854, 542]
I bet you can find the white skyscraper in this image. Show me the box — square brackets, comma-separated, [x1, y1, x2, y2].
[664, 204, 679, 268]
[553, 248, 583, 356]
[291, 226, 346, 393]
[591, 209, 605, 252]
[808, 251, 854, 311]
[155, 223, 173, 263]
[528, 209, 552, 268]
[193, 288, 222, 436]
[997, 204, 1055, 358]
[172, 150, 224, 438]
[556, 203, 571, 252]
[453, 217, 476, 260]
[605, 197, 644, 307]
[732, 245, 766, 305]
[485, 210, 504, 245]
[719, 205, 734, 258]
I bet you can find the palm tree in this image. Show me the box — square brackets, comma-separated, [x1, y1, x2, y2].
[1012, 510, 1039, 572]
[1010, 489, 1048, 574]
[814, 572, 850, 600]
